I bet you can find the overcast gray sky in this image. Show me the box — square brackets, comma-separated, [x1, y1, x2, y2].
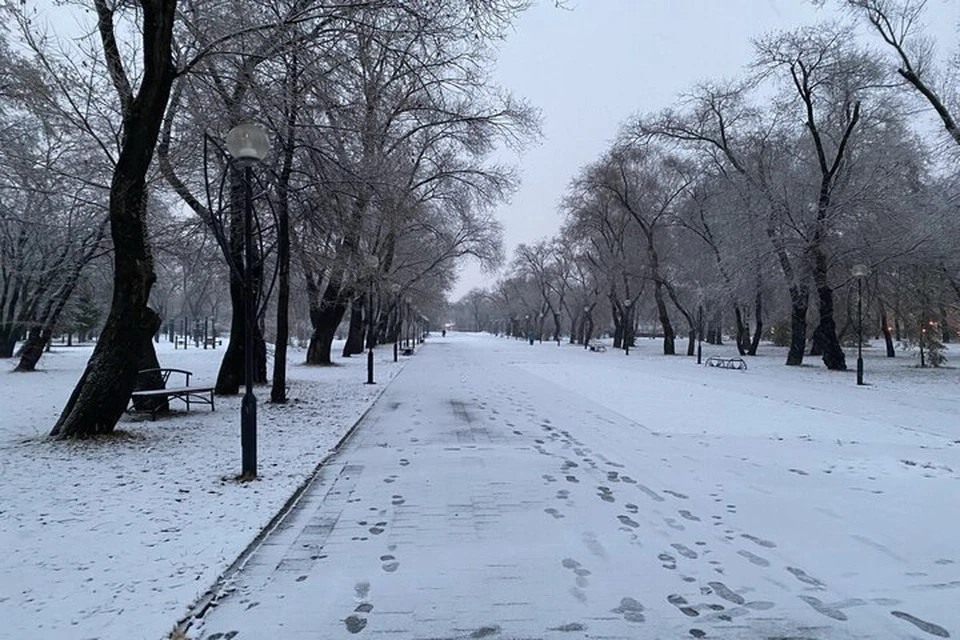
[452, 0, 960, 299]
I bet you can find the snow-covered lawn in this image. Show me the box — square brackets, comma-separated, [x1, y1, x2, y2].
[2, 333, 959, 639]
[0, 340, 402, 640]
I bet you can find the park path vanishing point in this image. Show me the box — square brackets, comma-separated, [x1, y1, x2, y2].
[190, 336, 951, 640]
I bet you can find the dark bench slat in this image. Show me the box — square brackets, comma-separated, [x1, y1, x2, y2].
[131, 386, 214, 396]
[129, 369, 215, 419]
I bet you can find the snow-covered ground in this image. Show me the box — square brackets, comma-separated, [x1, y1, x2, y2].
[3, 333, 960, 639]
[0, 339, 402, 640]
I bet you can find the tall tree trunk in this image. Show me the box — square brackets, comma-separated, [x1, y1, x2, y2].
[0, 331, 17, 358]
[50, 0, 176, 438]
[216, 168, 267, 394]
[305, 275, 349, 365]
[879, 302, 895, 357]
[748, 289, 763, 356]
[811, 253, 846, 370]
[786, 286, 808, 366]
[343, 301, 364, 356]
[653, 282, 675, 355]
[270, 198, 290, 403]
[216, 268, 267, 392]
[271, 50, 300, 404]
[733, 306, 748, 355]
[16, 327, 52, 373]
[623, 308, 633, 349]
[732, 304, 750, 356]
[664, 282, 696, 357]
[365, 293, 378, 349]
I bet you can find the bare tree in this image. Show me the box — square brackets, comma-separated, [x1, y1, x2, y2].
[49, 0, 178, 437]
[840, 0, 960, 147]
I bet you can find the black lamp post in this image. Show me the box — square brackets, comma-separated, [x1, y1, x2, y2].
[852, 264, 869, 385]
[623, 299, 631, 355]
[226, 122, 270, 480]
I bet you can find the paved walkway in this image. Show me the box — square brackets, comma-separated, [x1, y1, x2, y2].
[190, 337, 903, 639]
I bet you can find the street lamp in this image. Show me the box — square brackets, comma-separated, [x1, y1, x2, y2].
[852, 264, 869, 385]
[226, 122, 270, 480]
[623, 300, 632, 355]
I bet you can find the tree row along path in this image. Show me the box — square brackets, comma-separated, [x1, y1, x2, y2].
[190, 334, 957, 639]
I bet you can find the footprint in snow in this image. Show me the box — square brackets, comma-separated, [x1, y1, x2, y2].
[380, 554, 400, 573]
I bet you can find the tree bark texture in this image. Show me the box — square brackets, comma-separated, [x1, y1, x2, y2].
[0, 331, 18, 359]
[270, 194, 290, 403]
[733, 307, 749, 355]
[812, 253, 846, 370]
[653, 283, 675, 355]
[365, 294, 378, 349]
[16, 326, 53, 373]
[343, 302, 364, 356]
[216, 170, 268, 394]
[50, 0, 177, 438]
[305, 276, 349, 365]
[215, 265, 267, 393]
[748, 290, 763, 356]
[786, 286, 809, 366]
[880, 304, 895, 357]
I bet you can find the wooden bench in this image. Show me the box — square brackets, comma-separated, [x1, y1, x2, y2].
[705, 356, 747, 370]
[129, 368, 215, 420]
[588, 341, 607, 352]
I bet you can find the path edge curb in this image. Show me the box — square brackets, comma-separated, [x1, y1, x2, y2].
[169, 356, 412, 638]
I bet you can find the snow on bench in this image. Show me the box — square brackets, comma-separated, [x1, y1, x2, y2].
[704, 356, 747, 370]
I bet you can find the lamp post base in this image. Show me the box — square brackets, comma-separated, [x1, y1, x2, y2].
[857, 357, 864, 386]
[366, 348, 375, 384]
